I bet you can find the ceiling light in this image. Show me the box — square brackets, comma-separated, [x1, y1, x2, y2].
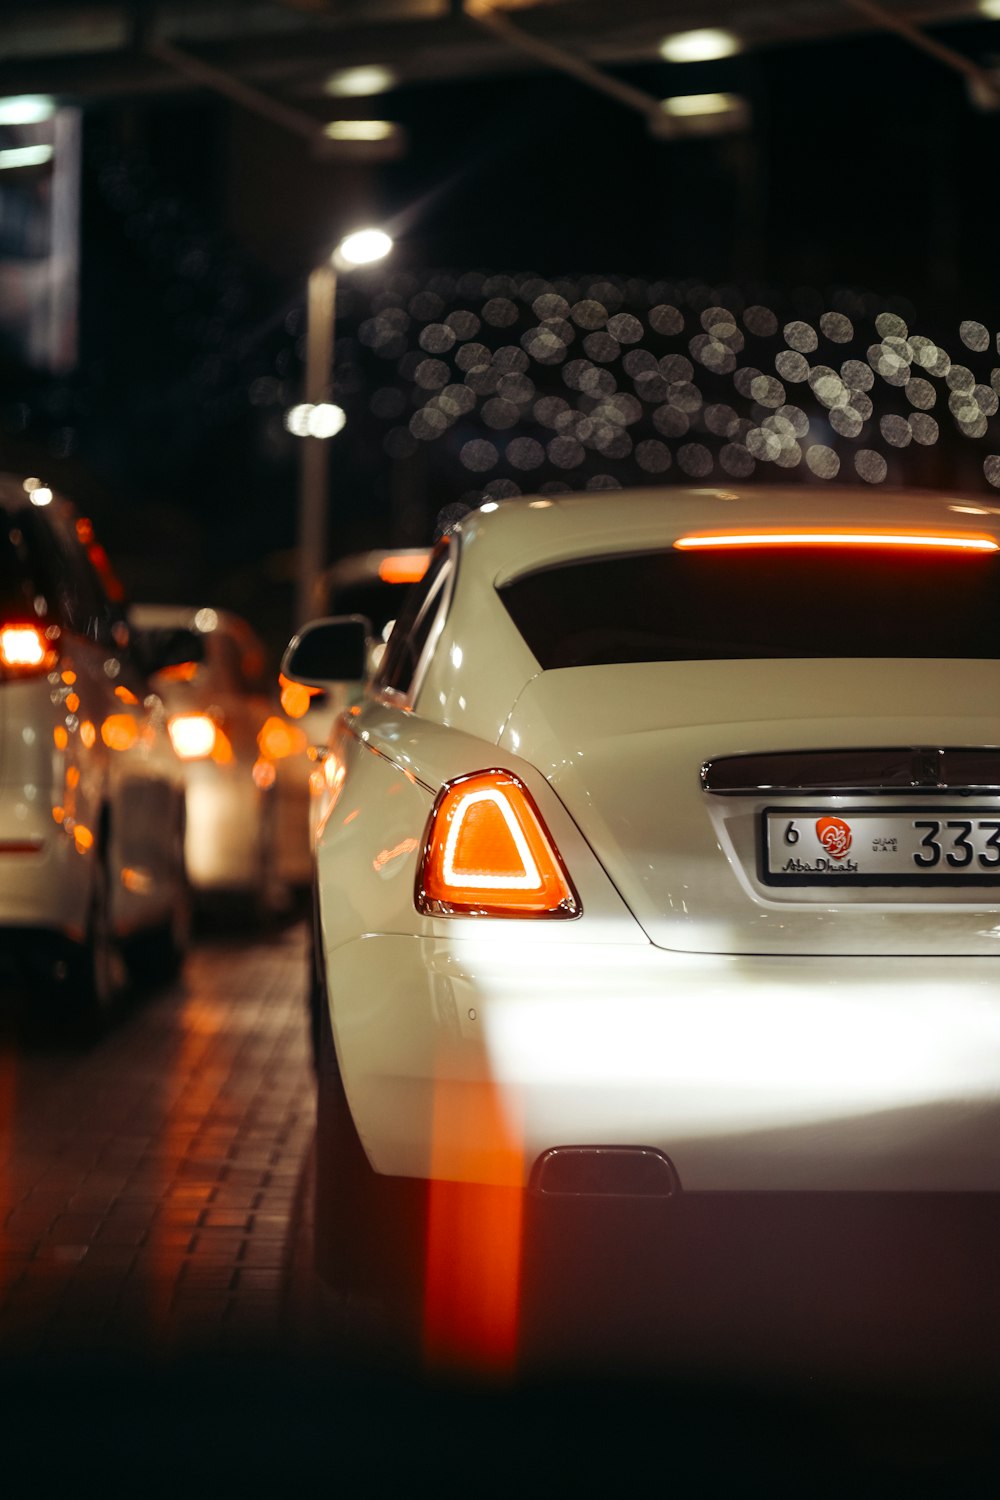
[0, 144, 54, 171]
[324, 120, 398, 142]
[323, 65, 396, 98]
[0, 95, 55, 126]
[659, 29, 740, 64]
[653, 93, 750, 138]
[979, 1, 1000, 18]
[662, 92, 741, 117]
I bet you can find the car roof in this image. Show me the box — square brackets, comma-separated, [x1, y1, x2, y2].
[454, 486, 1000, 586]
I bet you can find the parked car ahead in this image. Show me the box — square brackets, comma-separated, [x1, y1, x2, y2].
[287, 547, 432, 841]
[130, 604, 312, 911]
[0, 473, 190, 1025]
[285, 485, 1000, 1329]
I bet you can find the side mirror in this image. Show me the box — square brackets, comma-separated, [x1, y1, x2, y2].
[133, 626, 205, 678]
[281, 614, 372, 687]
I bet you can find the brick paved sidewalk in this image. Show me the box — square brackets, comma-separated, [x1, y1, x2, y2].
[0, 921, 996, 1492]
[0, 920, 318, 1360]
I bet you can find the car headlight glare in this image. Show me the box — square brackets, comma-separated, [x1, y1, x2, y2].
[167, 712, 218, 760]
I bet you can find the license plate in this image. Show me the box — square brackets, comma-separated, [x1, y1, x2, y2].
[762, 806, 1000, 886]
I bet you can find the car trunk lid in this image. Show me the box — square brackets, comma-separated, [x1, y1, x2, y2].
[499, 658, 1000, 957]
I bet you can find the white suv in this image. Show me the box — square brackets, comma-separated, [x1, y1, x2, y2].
[0, 473, 190, 1025]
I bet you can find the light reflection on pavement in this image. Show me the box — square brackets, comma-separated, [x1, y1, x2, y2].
[0, 922, 314, 1358]
[0, 920, 997, 1488]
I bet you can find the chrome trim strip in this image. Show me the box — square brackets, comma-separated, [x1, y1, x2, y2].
[701, 747, 1000, 796]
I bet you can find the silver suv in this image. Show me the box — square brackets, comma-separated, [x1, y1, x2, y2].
[0, 473, 190, 1026]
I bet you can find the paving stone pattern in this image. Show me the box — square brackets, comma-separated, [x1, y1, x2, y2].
[0, 922, 317, 1359]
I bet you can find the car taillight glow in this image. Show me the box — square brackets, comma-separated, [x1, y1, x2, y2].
[167, 712, 217, 760]
[673, 530, 1000, 552]
[0, 624, 55, 672]
[417, 770, 579, 918]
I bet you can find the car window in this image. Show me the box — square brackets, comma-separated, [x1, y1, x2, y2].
[374, 541, 452, 697]
[0, 505, 113, 643]
[44, 511, 116, 644]
[0, 509, 42, 618]
[499, 546, 1000, 667]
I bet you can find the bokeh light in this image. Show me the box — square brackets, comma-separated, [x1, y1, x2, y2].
[321, 269, 1000, 502]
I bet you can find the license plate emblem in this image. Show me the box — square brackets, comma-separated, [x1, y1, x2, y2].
[762, 806, 1000, 885]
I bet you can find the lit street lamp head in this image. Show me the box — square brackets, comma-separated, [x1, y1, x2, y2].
[334, 228, 393, 269]
[285, 402, 346, 439]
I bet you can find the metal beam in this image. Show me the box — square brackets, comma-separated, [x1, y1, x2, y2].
[147, 36, 328, 147]
[842, 0, 1000, 108]
[462, 0, 665, 130]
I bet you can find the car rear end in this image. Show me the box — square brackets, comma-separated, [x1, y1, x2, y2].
[320, 489, 1000, 1196]
[0, 486, 100, 973]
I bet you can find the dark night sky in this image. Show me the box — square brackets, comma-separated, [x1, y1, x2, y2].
[4, 19, 1000, 646]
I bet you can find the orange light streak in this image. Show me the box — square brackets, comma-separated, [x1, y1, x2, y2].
[423, 1079, 524, 1376]
[371, 837, 418, 873]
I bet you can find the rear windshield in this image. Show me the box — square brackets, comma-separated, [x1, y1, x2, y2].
[498, 547, 1000, 667]
[0, 504, 109, 636]
[0, 507, 44, 618]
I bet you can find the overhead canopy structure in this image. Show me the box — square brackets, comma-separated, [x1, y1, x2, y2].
[0, 1, 996, 113]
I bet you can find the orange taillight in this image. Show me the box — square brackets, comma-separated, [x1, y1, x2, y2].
[0, 624, 56, 673]
[417, 770, 579, 918]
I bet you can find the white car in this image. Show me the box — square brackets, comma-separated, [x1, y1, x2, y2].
[289, 548, 433, 831]
[130, 604, 311, 911]
[283, 485, 1000, 1308]
[0, 474, 190, 1026]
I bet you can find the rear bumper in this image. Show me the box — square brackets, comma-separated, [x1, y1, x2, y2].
[326, 932, 1000, 1192]
[0, 832, 88, 937]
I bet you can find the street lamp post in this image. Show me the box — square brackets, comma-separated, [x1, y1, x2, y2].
[296, 261, 336, 628]
[294, 228, 393, 629]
